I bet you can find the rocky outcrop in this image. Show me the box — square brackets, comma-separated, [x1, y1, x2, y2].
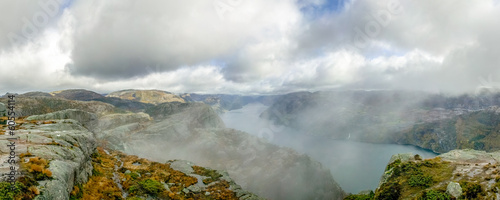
[98, 103, 345, 200]
[365, 149, 500, 199]
[26, 109, 98, 131]
[106, 89, 185, 105]
[0, 117, 97, 199]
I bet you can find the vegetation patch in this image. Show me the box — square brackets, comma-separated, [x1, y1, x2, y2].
[75, 147, 242, 200]
[0, 177, 39, 200]
[21, 157, 52, 181]
[416, 189, 451, 200]
[375, 157, 455, 199]
[344, 191, 374, 200]
[460, 181, 484, 199]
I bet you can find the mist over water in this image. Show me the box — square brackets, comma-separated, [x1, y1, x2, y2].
[220, 103, 438, 193]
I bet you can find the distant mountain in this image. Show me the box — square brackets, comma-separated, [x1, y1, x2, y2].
[106, 89, 185, 105]
[50, 89, 104, 101]
[261, 90, 500, 153]
[180, 93, 278, 113]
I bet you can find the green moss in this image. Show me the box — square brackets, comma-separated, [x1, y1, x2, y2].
[0, 176, 39, 200]
[408, 174, 433, 188]
[460, 181, 484, 199]
[130, 172, 140, 180]
[417, 189, 451, 200]
[137, 179, 165, 196]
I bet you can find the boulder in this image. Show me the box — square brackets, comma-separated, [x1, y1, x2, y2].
[446, 181, 462, 198]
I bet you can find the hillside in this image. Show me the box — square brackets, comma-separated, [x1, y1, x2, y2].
[261, 91, 500, 153]
[106, 89, 185, 105]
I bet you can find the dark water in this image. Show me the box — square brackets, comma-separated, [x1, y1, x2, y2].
[220, 103, 438, 194]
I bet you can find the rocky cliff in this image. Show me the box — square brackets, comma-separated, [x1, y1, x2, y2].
[347, 149, 500, 199]
[0, 112, 97, 199]
[0, 107, 265, 200]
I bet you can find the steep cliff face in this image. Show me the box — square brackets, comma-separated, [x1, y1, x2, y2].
[394, 106, 500, 153]
[354, 150, 500, 199]
[106, 89, 185, 105]
[98, 102, 345, 200]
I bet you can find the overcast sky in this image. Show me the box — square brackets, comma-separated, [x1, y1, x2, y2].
[0, 0, 499, 95]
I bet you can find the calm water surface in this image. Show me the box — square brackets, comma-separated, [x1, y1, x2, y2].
[220, 103, 438, 193]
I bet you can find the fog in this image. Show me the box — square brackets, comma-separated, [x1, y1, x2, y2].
[220, 103, 437, 193]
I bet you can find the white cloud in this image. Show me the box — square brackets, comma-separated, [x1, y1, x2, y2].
[0, 0, 500, 95]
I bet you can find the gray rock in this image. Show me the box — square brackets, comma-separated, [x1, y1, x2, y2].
[187, 185, 201, 193]
[26, 109, 97, 130]
[447, 181, 462, 198]
[0, 117, 97, 200]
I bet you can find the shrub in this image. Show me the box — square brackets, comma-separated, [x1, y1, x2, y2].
[408, 174, 433, 188]
[460, 181, 483, 198]
[375, 182, 401, 200]
[345, 191, 375, 200]
[0, 176, 38, 199]
[138, 179, 164, 196]
[130, 172, 140, 180]
[23, 157, 52, 180]
[418, 190, 451, 200]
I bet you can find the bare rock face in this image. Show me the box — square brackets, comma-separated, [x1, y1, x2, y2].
[106, 89, 185, 105]
[26, 109, 98, 131]
[99, 103, 345, 200]
[0, 118, 96, 200]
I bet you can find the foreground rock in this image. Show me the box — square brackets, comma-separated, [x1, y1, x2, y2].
[99, 102, 345, 200]
[351, 149, 500, 199]
[0, 117, 96, 199]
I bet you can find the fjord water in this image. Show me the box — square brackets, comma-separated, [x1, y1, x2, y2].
[220, 103, 437, 194]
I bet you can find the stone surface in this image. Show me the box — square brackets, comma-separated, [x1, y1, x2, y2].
[0, 117, 96, 200]
[26, 109, 98, 131]
[447, 181, 462, 198]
